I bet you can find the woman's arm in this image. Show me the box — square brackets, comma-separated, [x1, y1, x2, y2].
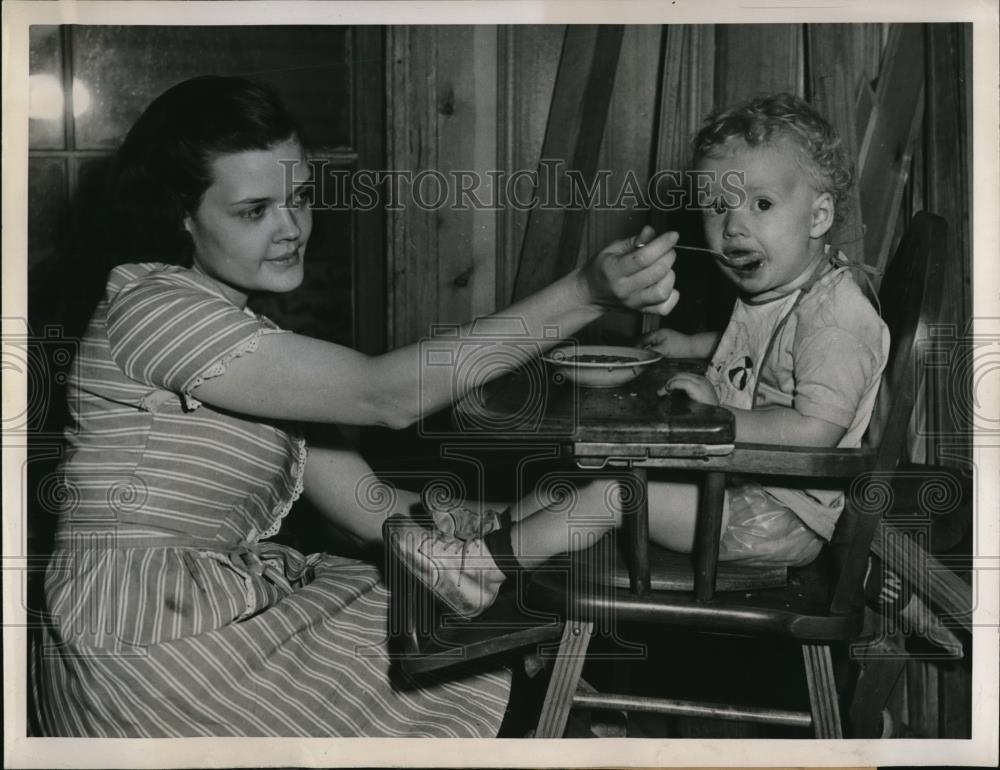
[303, 443, 422, 546]
[303, 441, 611, 546]
[192, 229, 680, 428]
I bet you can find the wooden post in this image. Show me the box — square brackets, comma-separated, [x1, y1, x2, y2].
[627, 467, 650, 595]
[694, 471, 726, 601]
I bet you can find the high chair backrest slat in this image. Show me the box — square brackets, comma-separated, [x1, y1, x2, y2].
[829, 212, 948, 615]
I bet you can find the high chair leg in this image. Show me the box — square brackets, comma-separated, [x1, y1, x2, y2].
[535, 621, 594, 738]
[803, 643, 843, 738]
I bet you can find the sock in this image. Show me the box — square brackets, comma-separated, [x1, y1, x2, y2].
[483, 508, 522, 581]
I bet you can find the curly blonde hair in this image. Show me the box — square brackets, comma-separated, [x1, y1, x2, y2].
[691, 93, 854, 224]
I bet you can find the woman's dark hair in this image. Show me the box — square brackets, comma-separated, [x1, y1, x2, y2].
[106, 76, 301, 266]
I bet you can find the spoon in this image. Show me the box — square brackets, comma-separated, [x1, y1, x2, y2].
[634, 240, 745, 268]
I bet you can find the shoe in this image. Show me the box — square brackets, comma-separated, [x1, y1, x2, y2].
[428, 502, 505, 541]
[384, 514, 507, 619]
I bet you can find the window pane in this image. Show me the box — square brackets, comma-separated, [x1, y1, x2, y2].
[29, 26, 65, 149]
[71, 26, 351, 150]
[28, 157, 69, 271]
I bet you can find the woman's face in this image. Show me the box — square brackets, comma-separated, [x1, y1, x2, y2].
[184, 137, 313, 307]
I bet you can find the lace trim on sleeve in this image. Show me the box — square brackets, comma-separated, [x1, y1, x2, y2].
[259, 437, 308, 540]
[179, 326, 265, 412]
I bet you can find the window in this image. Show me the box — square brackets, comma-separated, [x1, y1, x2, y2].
[28, 25, 384, 348]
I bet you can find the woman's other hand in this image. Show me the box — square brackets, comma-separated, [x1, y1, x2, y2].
[658, 372, 719, 405]
[580, 226, 679, 316]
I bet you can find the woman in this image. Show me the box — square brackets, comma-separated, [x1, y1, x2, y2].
[33, 76, 679, 737]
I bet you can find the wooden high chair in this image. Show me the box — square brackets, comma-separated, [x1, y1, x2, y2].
[525, 212, 948, 738]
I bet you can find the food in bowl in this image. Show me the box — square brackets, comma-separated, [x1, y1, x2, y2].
[562, 353, 640, 364]
[543, 345, 661, 388]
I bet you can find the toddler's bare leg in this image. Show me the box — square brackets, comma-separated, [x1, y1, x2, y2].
[507, 478, 623, 569]
[646, 475, 731, 553]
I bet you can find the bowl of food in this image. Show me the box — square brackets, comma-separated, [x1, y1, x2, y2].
[543, 345, 662, 388]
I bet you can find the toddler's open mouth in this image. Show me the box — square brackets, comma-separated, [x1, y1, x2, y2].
[721, 248, 764, 272]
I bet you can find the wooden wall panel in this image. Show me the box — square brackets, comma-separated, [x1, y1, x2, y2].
[352, 26, 387, 355]
[806, 23, 884, 263]
[510, 25, 623, 303]
[648, 24, 716, 335]
[435, 26, 498, 326]
[579, 25, 663, 262]
[577, 25, 664, 344]
[856, 24, 925, 276]
[923, 23, 973, 467]
[497, 25, 564, 308]
[652, 25, 715, 198]
[937, 658, 972, 738]
[387, 26, 438, 348]
[906, 659, 939, 737]
[387, 26, 498, 347]
[715, 24, 804, 108]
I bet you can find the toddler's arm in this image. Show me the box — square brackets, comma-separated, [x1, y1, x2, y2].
[640, 328, 721, 359]
[663, 375, 847, 448]
[729, 406, 846, 447]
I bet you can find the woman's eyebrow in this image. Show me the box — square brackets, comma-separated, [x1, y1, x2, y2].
[229, 195, 272, 207]
[230, 177, 313, 207]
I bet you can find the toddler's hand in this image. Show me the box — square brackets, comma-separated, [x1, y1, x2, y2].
[639, 328, 688, 358]
[658, 373, 719, 405]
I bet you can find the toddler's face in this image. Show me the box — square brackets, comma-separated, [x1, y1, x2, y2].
[694, 137, 833, 301]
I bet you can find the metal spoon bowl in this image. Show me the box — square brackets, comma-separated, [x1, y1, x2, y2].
[673, 244, 744, 267]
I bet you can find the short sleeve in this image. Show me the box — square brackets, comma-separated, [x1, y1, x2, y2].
[106, 273, 266, 409]
[792, 326, 883, 427]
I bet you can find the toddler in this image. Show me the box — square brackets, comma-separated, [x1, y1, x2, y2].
[387, 93, 890, 618]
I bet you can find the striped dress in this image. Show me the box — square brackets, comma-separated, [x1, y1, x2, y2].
[34, 263, 510, 737]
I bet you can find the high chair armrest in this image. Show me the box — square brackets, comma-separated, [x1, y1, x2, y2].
[626, 443, 877, 478]
[718, 443, 877, 478]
